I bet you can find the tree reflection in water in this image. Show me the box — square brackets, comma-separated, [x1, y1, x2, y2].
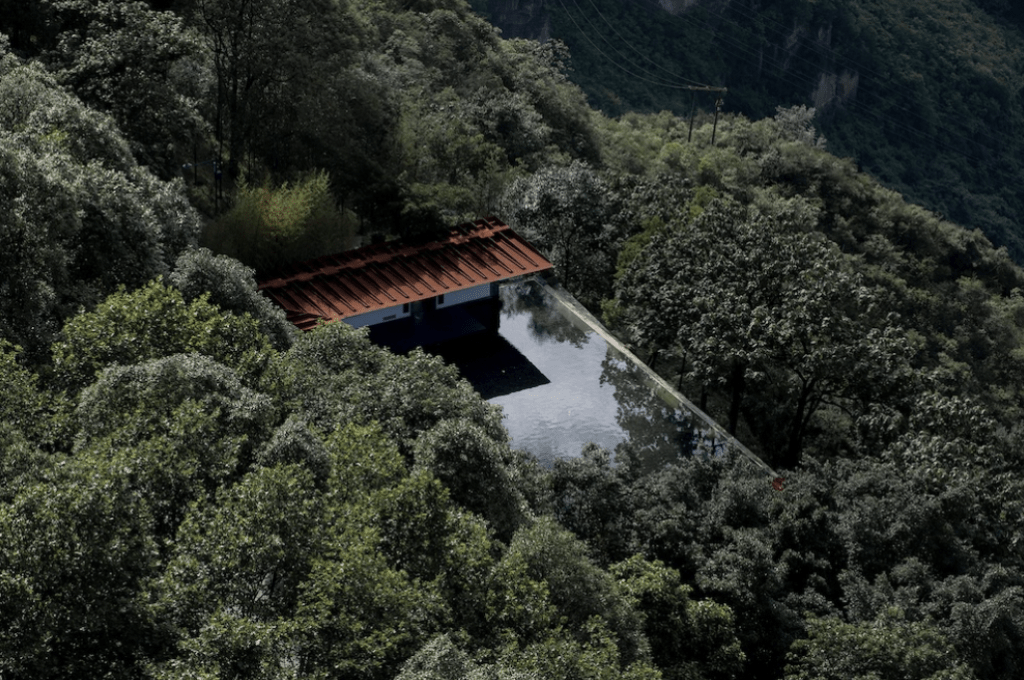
[501, 280, 588, 348]
[492, 278, 735, 468]
[599, 352, 701, 472]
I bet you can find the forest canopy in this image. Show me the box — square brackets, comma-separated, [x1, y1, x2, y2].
[3, 1, 1024, 679]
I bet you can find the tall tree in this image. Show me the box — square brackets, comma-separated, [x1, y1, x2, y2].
[51, 279, 272, 393]
[0, 46, 200, 361]
[785, 611, 976, 680]
[501, 161, 619, 304]
[42, 0, 207, 176]
[192, 0, 358, 179]
[614, 198, 910, 466]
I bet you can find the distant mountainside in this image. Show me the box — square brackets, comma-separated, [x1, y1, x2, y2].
[484, 0, 1024, 261]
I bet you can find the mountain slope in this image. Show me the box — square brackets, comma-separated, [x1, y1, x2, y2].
[486, 0, 1024, 260]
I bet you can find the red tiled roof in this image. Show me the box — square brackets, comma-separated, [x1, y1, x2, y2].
[257, 217, 554, 331]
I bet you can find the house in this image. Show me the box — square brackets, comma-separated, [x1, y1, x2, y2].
[257, 217, 554, 346]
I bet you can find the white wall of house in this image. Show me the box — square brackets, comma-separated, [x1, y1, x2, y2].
[344, 303, 411, 328]
[436, 283, 493, 308]
[343, 283, 497, 328]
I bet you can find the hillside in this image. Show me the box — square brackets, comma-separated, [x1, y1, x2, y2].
[4, 1, 1024, 679]
[484, 0, 1024, 261]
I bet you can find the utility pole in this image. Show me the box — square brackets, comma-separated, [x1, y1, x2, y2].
[712, 97, 724, 145]
[685, 86, 728, 144]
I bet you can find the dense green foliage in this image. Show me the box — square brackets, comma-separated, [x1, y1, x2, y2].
[204, 170, 356, 270]
[513, 0, 1024, 262]
[0, 287, 745, 680]
[4, 1, 1024, 679]
[0, 40, 201, 360]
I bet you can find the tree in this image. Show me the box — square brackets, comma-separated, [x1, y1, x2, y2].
[501, 161, 619, 304]
[496, 517, 650, 666]
[412, 418, 527, 542]
[614, 198, 911, 467]
[0, 46, 200, 361]
[396, 635, 519, 680]
[501, 619, 660, 680]
[830, 456, 981, 583]
[43, 0, 208, 175]
[696, 526, 801, 680]
[191, 0, 358, 179]
[292, 425, 493, 680]
[170, 247, 298, 350]
[494, 39, 600, 163]
[149, 464, 322, 679]
[72, 354, 276, 534]
[254, 414, 331, 486]
[785, 611, 976, 680]
[192, 0, 283, 178]
[611, 555, 745, 680]
[262, 321, 508, 465]
[394, 86, 509, 228]
[550, 444, 634, 564]
[0, 455, 162, 680]
[52, 278, 272, 392]
[202, 170, 352, 270]
[0, 342, 66, 447]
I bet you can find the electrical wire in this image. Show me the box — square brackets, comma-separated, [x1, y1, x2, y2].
[546, 0, 1002, 168]
[609, 0, 999, 165]
[581, 0, 711, 87]
[551, 0, 722, 90]
[649, 0, 1006, 158]
[562, 0, 690, 88]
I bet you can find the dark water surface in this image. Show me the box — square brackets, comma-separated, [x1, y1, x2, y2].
[429, 279, 703, 468]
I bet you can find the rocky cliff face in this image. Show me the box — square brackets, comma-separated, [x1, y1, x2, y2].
[774, 20, 861, 114]
[812, 69, 859, 112]
[484, 0, 856, 113]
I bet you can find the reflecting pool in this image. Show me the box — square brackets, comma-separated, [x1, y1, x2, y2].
[490, 280, 701, 468]
[428, 277, 760, 471]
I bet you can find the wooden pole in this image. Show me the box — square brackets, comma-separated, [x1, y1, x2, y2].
[688, 91, 697, 143]
[711, 97, 724, 145]
[682, 86, 726, 144]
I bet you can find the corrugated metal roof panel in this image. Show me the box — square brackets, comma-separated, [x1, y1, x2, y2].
[257, 217, 553, 327]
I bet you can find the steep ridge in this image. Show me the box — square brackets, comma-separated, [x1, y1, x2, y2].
[485, 0, 1024, 261]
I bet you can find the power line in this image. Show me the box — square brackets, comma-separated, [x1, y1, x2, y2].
[551, 0, 722, 91]
[580, 0, 711, 87]
[547, 0, 1001, 168]
[626, 0, 824, 96]
[637, 0, 1005, 160]
[553, 0, 735, 150]
[604, 0, 1000, 165]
